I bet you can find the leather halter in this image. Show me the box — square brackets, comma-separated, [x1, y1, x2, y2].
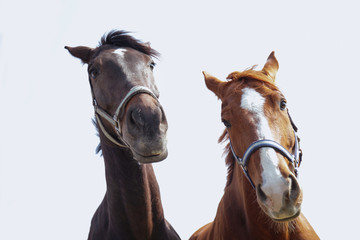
[90, 82, 159, 149]
[229, 111, 302, 189]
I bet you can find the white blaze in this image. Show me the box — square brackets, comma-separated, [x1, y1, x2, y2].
[240, 88, 288, 212]
[112, 48, 132, 83]
[113, 48, 127, 57]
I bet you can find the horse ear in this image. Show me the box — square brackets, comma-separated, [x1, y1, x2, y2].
[64, 46, 94, 64]
[203, 71, 225, 99]
[262, 51, 279, 81]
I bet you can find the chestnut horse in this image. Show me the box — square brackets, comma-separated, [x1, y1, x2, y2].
[65, 30, 180, 240]
[190, 52, 319, 240]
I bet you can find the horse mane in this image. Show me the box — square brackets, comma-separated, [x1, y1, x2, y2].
[220, 67, 280, 187]
[97, 30, 159, 58]
[218, 130, 234, 186]
[92, 118, 102, 155]
[226, 67, 278, 91]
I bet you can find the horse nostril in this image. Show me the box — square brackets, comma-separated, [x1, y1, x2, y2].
[289, 174, 300, 201]
[257, 184, 267, 203]
[160, 106, 167, 125]
[130, 109, 144, 127]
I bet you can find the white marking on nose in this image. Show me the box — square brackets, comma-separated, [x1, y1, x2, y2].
[113, 48, 127, 57]
[241, 88, 288, 212]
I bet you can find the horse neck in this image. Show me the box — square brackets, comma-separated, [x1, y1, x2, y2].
[216, 157, 294, 240]
[99, 134, 165, 238]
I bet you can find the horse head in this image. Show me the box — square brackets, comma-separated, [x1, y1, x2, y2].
[204, 52, 303, 222]
[65, 31, 168, 163]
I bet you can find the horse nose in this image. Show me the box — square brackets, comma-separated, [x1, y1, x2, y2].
[127, 97, 167, 135]
[257, 173, 302, 220]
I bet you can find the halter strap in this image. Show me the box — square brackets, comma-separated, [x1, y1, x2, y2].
[230, 136, 298, 168]
[229, 112, 302, 189]
[95, 114, 129, 148]
[114, 86, 158, 121]
[91, 83, 159, 148]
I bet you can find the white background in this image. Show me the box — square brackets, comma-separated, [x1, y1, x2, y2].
[1, 0, 359, 239]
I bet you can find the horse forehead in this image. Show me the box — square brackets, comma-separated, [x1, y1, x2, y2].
[238, 87, 275, 140]
[93, 48, 146, 74]
[240, 87, 266, 113]
[113, 48, 127, 58]
[97, 48, 142, 63]
[112, 47, 147, 60]
[111, 48, 133, 63]
[114, 48, 150, 70]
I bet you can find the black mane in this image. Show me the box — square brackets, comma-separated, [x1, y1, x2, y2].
[92, 118, 102, 155]
[98, 30, 159, 58]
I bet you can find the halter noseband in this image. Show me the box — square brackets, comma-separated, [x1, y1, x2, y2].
[91, 85, 159, 148]
[229, 112, 302, 189]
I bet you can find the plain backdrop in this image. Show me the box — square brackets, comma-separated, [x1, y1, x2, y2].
[1, 0, 359, 239]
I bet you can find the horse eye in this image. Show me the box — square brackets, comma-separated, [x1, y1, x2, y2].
[150, 61, 156, 70]
[280, 99, 287, 110]
[222, 119, 231, 128]
[89, 68, 99, 79]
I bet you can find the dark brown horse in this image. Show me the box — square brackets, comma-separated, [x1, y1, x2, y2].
[190, 52, 319, 240]
[65, 30, 180, 240]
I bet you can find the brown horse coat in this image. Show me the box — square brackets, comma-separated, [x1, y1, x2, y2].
[190, 52, 319, 240]
[66, 30, 180, 240]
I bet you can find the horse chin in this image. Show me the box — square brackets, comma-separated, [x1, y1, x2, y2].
[122, 134, 168, 163]
[257, 199, 301, 223]
[260, 206, 301, 223]
[270, 209, 301, 223]
[131, 148, 168, 164]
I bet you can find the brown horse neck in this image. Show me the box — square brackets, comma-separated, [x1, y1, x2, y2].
[212, 163, 292, 240]
[97, 133, 168, 239]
